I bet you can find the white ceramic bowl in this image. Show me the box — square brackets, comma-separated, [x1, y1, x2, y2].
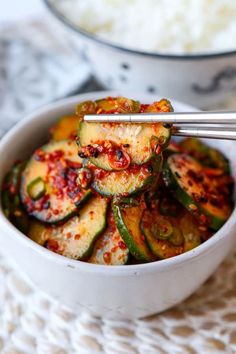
[44, 0, 236, 108]
[0, 91, 236, 319]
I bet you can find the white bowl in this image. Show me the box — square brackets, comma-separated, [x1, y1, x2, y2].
[0, 91, 235, 319]
[44, 0, 236, 108]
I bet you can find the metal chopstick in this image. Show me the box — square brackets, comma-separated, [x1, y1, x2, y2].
[173, 127, 236, 140]
[84, 111, 236, 124]
[84, 111, 236, 140]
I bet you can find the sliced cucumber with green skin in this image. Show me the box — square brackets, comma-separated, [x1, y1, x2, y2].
[141, 207, 202, 259]
[113, 196, 140, 207]
[79, 122, 170, 170]
[89, 213, 129, 265]
[91, 159, 161, 197]
[179, 138, 230, 174]
[21, 140, 92, 224]
[28, 197, 108, 260]
[112, 203, 156, 262]
[162, 154, 232, 230]
[2, 162, 30, 234]
[28, 220, 49, 245]
[78, 99, 171, 170]
[179, 211, 203, 252]
[6, 195, 29, 234]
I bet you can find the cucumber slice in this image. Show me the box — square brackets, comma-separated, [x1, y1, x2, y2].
[162, 154, 232, 230]
[51, 115, 79, 141]
[91, 159, 161, 197]
[78, 98, 171, 170]
[141, 207, 202, 259]
[28, 220, 49, 245]
[89, 212, 129, 265]
[21, 140, 92, 224]
[112, 202, 156, 262]
[1, 162, 29, 234]
[179, 212, 204, 252]
[180, 138, 230, 174]
[79, 122, 170, 169]
[28, 197, 107, 260]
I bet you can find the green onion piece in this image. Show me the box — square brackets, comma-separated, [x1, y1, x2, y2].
[27, 177, 46, 201]
[151, 217, 173, 240]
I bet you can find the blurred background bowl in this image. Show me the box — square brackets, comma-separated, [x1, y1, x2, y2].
[44, 0, 236, 109]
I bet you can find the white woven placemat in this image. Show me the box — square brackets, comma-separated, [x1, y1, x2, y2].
[1, 250, 236, 354]
[2, 18, 236, 353]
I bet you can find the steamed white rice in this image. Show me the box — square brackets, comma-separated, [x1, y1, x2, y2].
[54, 0, 236, 54]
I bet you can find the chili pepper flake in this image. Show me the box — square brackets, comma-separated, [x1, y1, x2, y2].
[103, 252, 111, 264]
[155, 145, 161, 155]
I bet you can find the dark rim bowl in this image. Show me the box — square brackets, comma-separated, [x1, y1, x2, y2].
[44, 0, 236, 61]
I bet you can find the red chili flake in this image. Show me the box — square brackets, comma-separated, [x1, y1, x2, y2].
[30, 194, 50, 213]
[188, 169, 204, 183]
[74, 234, 81, 240]
[50, 150, 64, 160]
[118, 241, 127, 250]
[9, 185, 17, 195]
[140, 104, 149, 112]
[155, 145, 161, 155]
[95, 169, 108, 179]
[66, 160, 82, 169]
[204, 168, 224, 177]
[103, 252, 111, 264]
[89, 211, 95, 220]
[45, 239, 59, 252]
[141, 234, 145, 242]
[34, 149, 46, 162]
[199, 214, 207, 224]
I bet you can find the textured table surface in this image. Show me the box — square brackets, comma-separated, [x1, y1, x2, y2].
[1, 19, 236, 354]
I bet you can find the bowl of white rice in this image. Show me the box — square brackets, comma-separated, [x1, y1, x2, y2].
[44, 0, 236, 107]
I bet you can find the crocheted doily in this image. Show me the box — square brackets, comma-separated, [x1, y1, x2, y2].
[1, 251, 236, 354]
